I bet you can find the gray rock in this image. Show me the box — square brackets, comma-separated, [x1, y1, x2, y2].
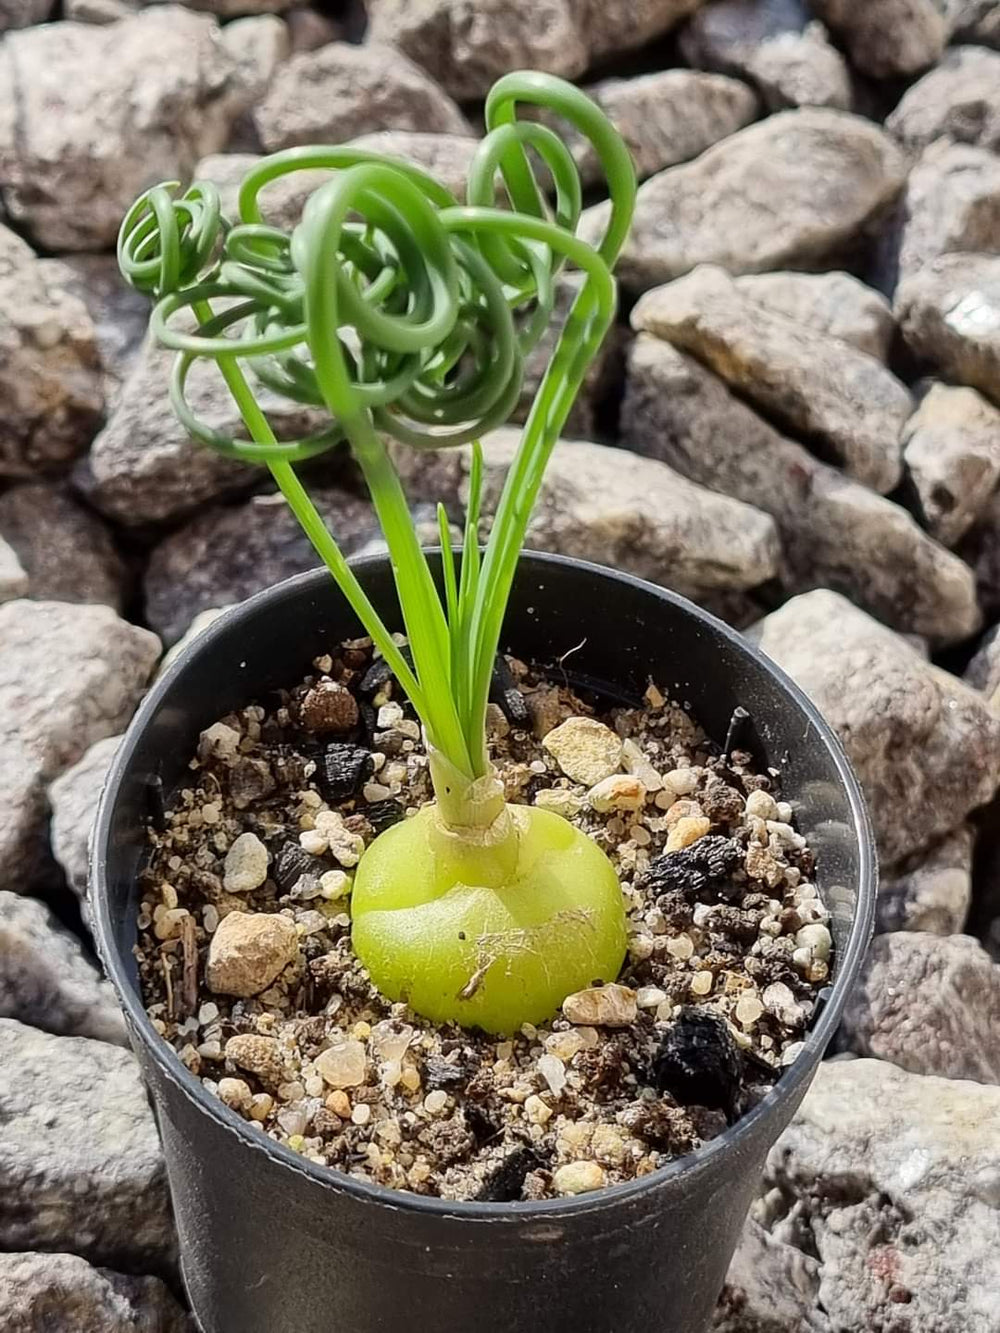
[0, 600, 159, 893]
[144, 489, 384, 644]
[896, 253, 1000, 407]
[285, 6, 342, 53]
[0, 7, 260, 251]
[734, 270, 894, 360]
[755, 589, 1000, 864]
[632, 265, 912, 493]
[887, 140, 1000, 293]
[65, 0, 139, 19]
[878, 824, 974, 935]
[0, 1019, 173, 1269]
[0, 1252, 192, 1333]
[0, 539, 28, 604]
[714, 1218, 825, 1332]
[0, 226, 103, 481]
[141, 0, 294, 11]
[49, 735, 121, 902]
[365, 0, 703, 102]
[587, 108, 906, 292]
[254, 40, 467, 154]
[886, 46, 1000, 154]
[0, 0, 52, 29]
[966, 622, 1000, 703]
[393, 427, 782, 599]
[812, 0, 946, 78]
[219, 13, 290, 103]
[0, 891, 126, 1045]
[939, 0, 1000, 44]
[903, 382, 1000, 546]
[75, 329, 325, 527]
[56, 254, 151, 395]
[680, 0, 851, 112]
[0, 484, 126, 611]
[843, 932, 1000, 1082]
[622, 336, 980, 644]
[552, 70, 759, 186]
[765, 1058, 1000, 1332]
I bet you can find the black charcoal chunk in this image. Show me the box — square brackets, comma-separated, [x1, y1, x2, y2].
[642, 835, 743, 902]
[476, 1145, 546, 1202]
[490, 655, 530, 727]
[271, 840, 316, 894]
[365, 798, 405, 834]
[650, 1007, 742, 1115]
[320, 742, 373, 802]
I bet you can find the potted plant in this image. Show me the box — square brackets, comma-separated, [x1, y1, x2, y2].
[91, 73, 876, 1333]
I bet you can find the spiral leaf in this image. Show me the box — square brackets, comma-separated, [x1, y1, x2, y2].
[117, 74, 634, 465]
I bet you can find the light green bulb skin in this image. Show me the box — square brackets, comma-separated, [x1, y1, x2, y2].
[351, 804, 627, 1035]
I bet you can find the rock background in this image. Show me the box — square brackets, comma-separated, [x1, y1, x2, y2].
[3, 0, 1000, 1328]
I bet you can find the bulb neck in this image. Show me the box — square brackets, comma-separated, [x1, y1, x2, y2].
[426, 743, 512, 846]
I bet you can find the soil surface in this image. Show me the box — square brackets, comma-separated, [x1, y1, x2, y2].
[136, 640, 830, 1202]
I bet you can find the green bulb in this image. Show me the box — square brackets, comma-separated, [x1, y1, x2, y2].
[351, 804, 627, 1035]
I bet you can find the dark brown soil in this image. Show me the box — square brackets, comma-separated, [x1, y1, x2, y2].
[135, 638, 831, 1202]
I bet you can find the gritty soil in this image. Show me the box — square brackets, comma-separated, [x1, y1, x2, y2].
[135, 639, 831, 1203]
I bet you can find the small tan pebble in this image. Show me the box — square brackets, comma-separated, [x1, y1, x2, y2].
[351, 1103, 372, 1127]
[317, 1039, 368, 1089]
[781, 1041, 805, 1068]
[543, 1030, 586, 1062]
[376, 702, 404, 729]
[562, 983, 637, 1027]
[315, 870, 350, 903]
[655, 1000, 675, 1023]
[636, 986, 667, 1010]
[198, 1001, 219, 1025]
[622, 737, 663, 791]
[217, 1077, 253, 1113]
[631, 824, 651, 847]
[644, 681, 666, 709]
[587, 773, 646, 814]
[653, 788, 677, 811]
[485, 702, 510, 738]
[396, 719, 421, 741]
[745, 843, 786, 889]
[776, 801, 793, 822]
[299, 829, 327, 856]
[796, 923, 832, 962]
[399, 1067, 421, 1094]
[202, 902, 220, 933]
[666, 816, 711, 852]
[690, 970, 714, 997]
[206, 911, 298, 998]
[300, 679, 359, 734]
[533, 787, 585, 819]
[363, 780, 392, 802]
[666, 933, 694, 962]
[762, 982, 800, 1020]
[664, 799, 703, 828]
[524, 1094, 552, 1126]
[537, 1052, 568, 1095]
[628, 932, 654, 961]
[553, 1161, 607, 1196]
[591, 1124, 627, 1168]
[153, 907, 189, 941]
[792, 947, 813, 972]
[767, 820, 806, 850]
[202, 802, 222, 826]
[304, 1075, 324, 1098]
[161, 882, 178, 910]
[744, 789, 779, 821]
[198, 721, 241, 762]
[278, 1080, 305, 1102]
[225, 1033, 284, 1087]
[318, 810, 365, 868]
[735, 993, 765, 1028]
[326, 1090, 352, 1117]
[313, 654, 333, 673]
[424, 1090, 448, 1115]
[543, 716, 623, 786]
[664, 767, 698, 796]
[806, 960, 829, 983]
[223, 832, 269, 894]
[248, 1093, 273, 1122]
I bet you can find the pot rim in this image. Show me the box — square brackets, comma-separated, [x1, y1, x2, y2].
[91, 551, 876, 1223]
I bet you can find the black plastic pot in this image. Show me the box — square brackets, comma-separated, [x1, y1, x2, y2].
[92, 552, 875, 1333]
